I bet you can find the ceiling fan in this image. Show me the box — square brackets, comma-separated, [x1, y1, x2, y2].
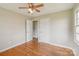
[19, 3, 44, 14]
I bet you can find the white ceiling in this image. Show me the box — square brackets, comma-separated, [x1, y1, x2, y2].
[0, 3, 74, 17]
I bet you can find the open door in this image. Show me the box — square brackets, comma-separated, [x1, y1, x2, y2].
[32, 20, 39, 42]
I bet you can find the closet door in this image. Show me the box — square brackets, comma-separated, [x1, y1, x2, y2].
[38, 18, 51, 43]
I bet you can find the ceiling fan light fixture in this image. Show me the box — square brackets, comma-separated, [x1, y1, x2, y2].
[19, 3, 44, 14]
[28, 8, 33, 14]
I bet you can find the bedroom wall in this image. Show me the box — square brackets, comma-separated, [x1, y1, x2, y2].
[33, 8, 79, 55]
[0, 7, 26, 52]
[38, 18, 51, 43]
[50, 10, 72, 46]
[33, 9, 73, 47]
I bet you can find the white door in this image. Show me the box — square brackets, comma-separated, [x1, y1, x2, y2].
[26, 19, 33, 41]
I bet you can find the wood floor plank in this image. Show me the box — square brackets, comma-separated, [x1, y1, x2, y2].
[0, 39, 74, 56]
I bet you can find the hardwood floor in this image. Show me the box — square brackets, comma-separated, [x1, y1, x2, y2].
[0, 39, 74, 56]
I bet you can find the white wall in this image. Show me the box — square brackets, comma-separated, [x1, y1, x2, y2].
[50, 11, 71, 46]
[34, 10, 72, 47]
[0, 7, 25, 51]
[38, 18, 51, 43]
[33, 9, 79, 55]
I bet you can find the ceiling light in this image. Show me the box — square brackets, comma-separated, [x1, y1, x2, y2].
[19, 3, 44, 14]
[28, 8, 33, 14]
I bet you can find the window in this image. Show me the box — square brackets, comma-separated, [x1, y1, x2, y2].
[75, 10, 79, 42]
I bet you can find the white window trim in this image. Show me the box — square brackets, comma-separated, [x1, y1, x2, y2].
[74, 8, 79, 45]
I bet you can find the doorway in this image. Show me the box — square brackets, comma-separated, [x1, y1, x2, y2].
[32, 20, 39, 41]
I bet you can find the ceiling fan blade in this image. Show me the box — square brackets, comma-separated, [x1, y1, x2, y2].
[35, 9, 40, 12]
[28, 3, 33, 8]
[35, 4, 44, 8]
[30, 3, 34, 10]
[18, 3, 44, 13]
[19, 7, 28, 9]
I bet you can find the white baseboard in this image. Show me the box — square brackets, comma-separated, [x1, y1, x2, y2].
[0, 39, 76, 56]
[0, 41, 25, 52]
[39, 40, 76, 56]
[0, 39, 33, 53]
